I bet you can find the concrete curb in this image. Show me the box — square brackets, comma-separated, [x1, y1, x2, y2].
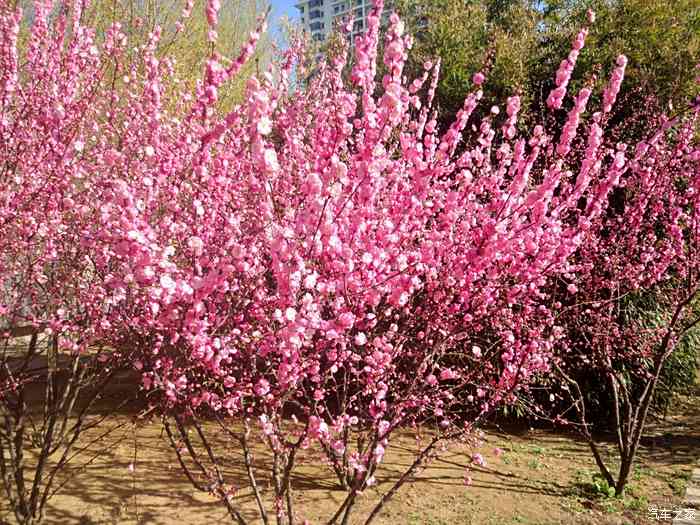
[673, 462, 700, 525]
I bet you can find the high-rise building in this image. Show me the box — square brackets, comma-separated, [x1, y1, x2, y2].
[295, 0, 376, 44]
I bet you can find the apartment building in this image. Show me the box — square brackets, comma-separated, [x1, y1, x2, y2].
[295, 0, 377, 43]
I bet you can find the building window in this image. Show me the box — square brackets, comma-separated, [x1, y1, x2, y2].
[299, 6, 304, 13]
[309, 21, 325, 31]
[313, 33, 325, 42]
[353, 19, 363, 31]
[309, 0, 324, 8]
[309, 9, 323, 19]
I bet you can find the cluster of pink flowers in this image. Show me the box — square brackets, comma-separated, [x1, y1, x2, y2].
[547, 27, 589, 109]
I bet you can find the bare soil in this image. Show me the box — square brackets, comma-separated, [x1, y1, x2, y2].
[2, 389, 698, 525]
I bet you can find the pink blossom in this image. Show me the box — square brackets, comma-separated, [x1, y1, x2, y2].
[354, 332, 367, 346]
[440, 368, 458, 381]
[187, 236, 204, 256]
[254, 379, 270, 396]
[337, 312, 355, 329]
[285, 307, 297, 322]
[471, 453, 486, 467]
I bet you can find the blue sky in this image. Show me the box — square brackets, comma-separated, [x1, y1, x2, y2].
[270, 0, 299, 27]
[268, 0, 299, 45]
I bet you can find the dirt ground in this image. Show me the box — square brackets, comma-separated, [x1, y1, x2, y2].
[2, 389, 698, 525]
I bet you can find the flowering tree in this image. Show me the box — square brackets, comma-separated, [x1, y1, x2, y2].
[0, 2, 142, 523]
[0, 0, 265, 522]
[95, 2, 644, 523]
[529, 103, 700, 496]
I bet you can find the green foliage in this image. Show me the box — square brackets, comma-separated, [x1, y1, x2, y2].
[591, 473, 617, 498]
[541, 0, 700, 112]
[396, 0, 541, 126]
[395, 0, 700, 132]
[655, 329, 699, 413]
[572, 469, 650, 513]
[574, 469, 618, 498]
